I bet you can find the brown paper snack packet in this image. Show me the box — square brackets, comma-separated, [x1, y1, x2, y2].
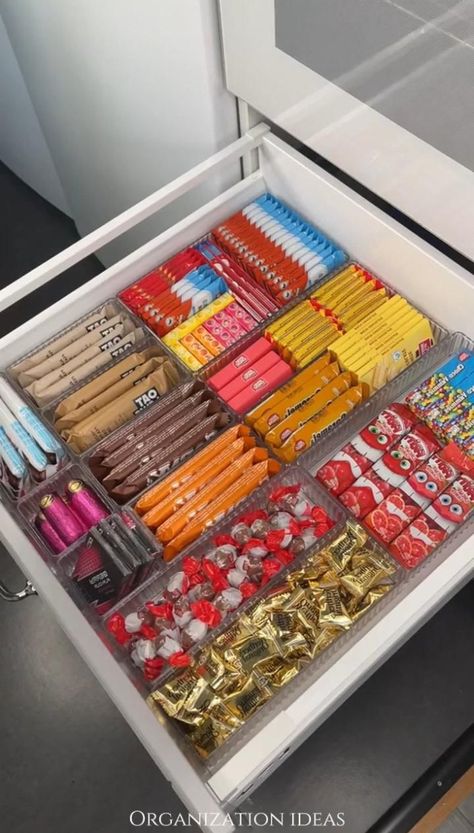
[88, 379, 198, 467]
[11, 303, 117, 381]
[53, 348, 159, 418]
[18, 313, 128, 386]
[28, 327, 144, 406]
[63, 361, 180, 452]
[54, 356, 168, 431]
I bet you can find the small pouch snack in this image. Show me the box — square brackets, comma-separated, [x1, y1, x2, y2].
[59, 360, 181, 452]
[11, 303, 119, 383]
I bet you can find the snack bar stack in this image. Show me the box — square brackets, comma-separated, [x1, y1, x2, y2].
[107, 481, 336, 681]
[50, 348, 182, 454]
[11, 304, 147, 407]
[120, 238, 276, 343]
[0, 376, 66, 498]
[246, 352, 366, 462]
[213, 192, 347, 305]
[134, 425, 281, 561]
[406, 349, 474, 453]
[316, 353, 474, 569]
[120, 232, 280, 372]
[25, 477, 110, 555]
[65, 513, 161, 616]
[144, 521, 397, 758]
[87, 379, 232, 502]
[207, 338, 294, 416]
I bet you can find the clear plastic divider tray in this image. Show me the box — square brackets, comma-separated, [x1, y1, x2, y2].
[105, 467, 345, 664]
[299, 331, 473, 476]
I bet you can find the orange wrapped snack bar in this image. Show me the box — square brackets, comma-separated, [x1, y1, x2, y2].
[276, 385, 366, 462]
[155, 448, 268, 541]
[162, 459, 280, 560]
[134, 425, 252, 514]
[141, 437, 255, 529]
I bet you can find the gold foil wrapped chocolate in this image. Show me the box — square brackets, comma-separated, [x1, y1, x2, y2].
[148, 668, 198, 717]
[223, 671, 272, 720]
[323, 520, 367, 573]
[340, 561, 386, 600]
[350, 585, 392, 621]
[258, 656, 301, 687]
[147, 522, 397, 760]
[223, 626, 283, 675]
[317, 588, 352, 630]
[195, 648, 232, 693]
[190, 716, 236, 758]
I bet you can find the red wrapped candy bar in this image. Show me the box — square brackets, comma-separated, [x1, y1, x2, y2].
[391, 513, 447, 568]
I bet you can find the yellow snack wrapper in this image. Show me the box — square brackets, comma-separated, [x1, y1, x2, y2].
[265, 368, 351, 448]
[249, 353, 333, 434]
[276, 383, 365, 461]
[168, 341, 203, 371]
[163, 293, 233, 344]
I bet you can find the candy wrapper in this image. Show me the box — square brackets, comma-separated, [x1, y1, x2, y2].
[390, 513, 448, 568]
[425, 474, 474, 533]
[317, 403, 415, 495]
[0, 378, 66, 497]
[146, 521, 396, 758]
[135, 426, 281, 561]
[107, 483, 335, 680]
[69, 515, 160, 613]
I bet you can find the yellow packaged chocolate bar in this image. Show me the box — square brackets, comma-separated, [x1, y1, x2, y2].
[280, 309, 326, 345]
[293, 324, 342, 368]
[317, 276, 379, 315]
[342, 291, 388, 328]
[280, 315, 337, 362]
[276, 384, 365, 461]
[168, 341, 203, 371]
[270, 310, 317, 351]
[248, 353, 332, 432]
[357, 316, 434, 391]
[265, 370, 352, 448]
[266, 299, 308, 333]
[330, 285, 385, 322]
[180, 333, 214, 364]
[312, 266, 360, 303]
[265, 301, 311, 341]
[163, 292, 233, 344]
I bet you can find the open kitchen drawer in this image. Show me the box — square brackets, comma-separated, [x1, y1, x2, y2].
[0, 126, 473, 833]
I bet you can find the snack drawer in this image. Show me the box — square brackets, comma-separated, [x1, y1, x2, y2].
[0, 126, 472, 833]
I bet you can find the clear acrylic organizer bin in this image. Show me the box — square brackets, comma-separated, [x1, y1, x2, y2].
[198, 262, 448, 437]
[185, 529, 403, 771]
[117, 226, 348, 378]
[17, 462, 117, 560]
[87, 385, 234, 507]
[57, 511, 164, 610]
[104, 465, 347, 691]
[297, 330, 474, 579]
[299, 331, 473, 477]
[7, 299, 148, 407]
[5, 299, 189, 462]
